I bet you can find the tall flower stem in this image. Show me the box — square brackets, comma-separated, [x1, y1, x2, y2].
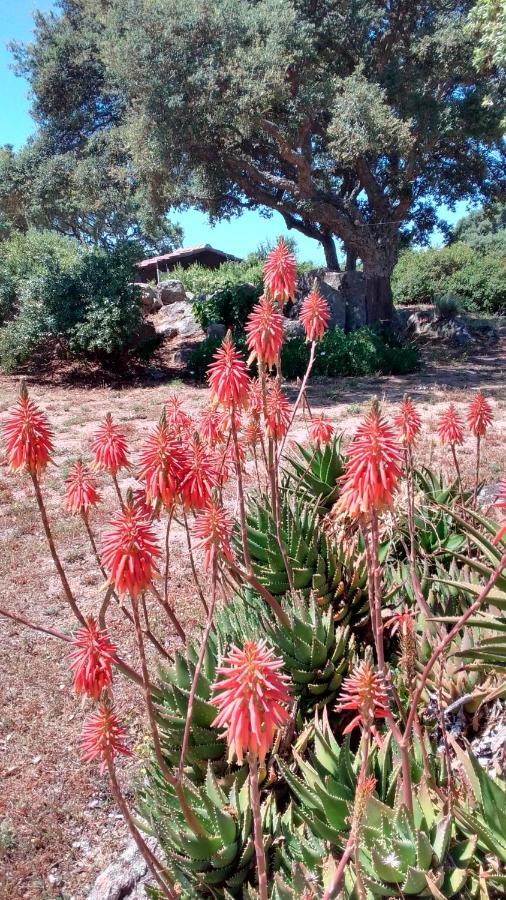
[178, 561, 218, 780]
[131, 596, 205, 837]
[248, 752, 268, 900]
[106, 755, 175, 899]
[231, 410, 252, 573]
[164, 510, 173, 605]
[473, 435, 481, 508]
[149, 583, 186, 642]
[30, 471, 86, 626]
[0, 606, 72, 642]
[182, 508, 209, 615]
[112, 473, 125, 510]
[276, 340, 316, 463]
[450, 445, 464, 498]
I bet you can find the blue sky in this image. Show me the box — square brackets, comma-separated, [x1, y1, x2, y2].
[1, 0, 471, 264]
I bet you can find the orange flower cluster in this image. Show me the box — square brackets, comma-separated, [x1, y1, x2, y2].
[211, 639, 291, 764]
[137, 416, 184, 509]
[308, 415, 334, 449]
[70, 618, 116, 700]
[338, 404, 402, 520]
[207, 333, 250, 407]
[335, 660, 389, 741]
[467, 391, 493, 438]
[265, 381, 290, 441]
[437, 404, 464, 446]
[245, 294, 284, 369]
[101, 498, 161, 598]
[299, 289, 330, 342]
[263, 240, 296, 302]
[65, 460, 101, 516]
[3, 385, 54, 475]
[91, 414, 129, 475]
[81, 701, 131, 772]
[394, 397, 421, 447]
[192, 500, 234, 571]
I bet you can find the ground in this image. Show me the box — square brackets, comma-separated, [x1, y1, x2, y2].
[0, 330, 505, 899]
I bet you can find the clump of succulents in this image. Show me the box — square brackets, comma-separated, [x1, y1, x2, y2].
[1, 243, 505, 900]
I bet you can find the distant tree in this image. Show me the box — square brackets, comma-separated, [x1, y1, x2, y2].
[12, 1, 506, 321]
[7, 1, 181, 254]
[450, 203, 506, 254]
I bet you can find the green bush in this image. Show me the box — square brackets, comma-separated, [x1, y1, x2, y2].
[192, 282, 262, 330]
[0, 229, 81, 323]
[188, 327, 419, 382]
[392, 243, 506, 313]
[167, 256, 264, 295]
[0, 240, 141, 371]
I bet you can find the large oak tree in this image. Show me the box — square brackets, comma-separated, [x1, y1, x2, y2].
[10, 1, 506, 320]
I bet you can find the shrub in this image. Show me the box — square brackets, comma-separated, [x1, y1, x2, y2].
[0, 228, 81, 323]
[0, 241, 141, 371]
[192, 282, 262, 330]
[189, 327, 419, 381]
[392, 243, 506, 313]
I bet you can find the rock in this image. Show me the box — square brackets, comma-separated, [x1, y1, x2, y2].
[130, 321, 159, 348]
[406, 311, 475, 346]
[159, 280, 187, 305]
[295, 269, 367, 331]
[206, 322, 227, 340]
[87, 838, 159, 900]
[283, 318, 305, 340]
[150, 301, 204, 341]
[132, 283, 160, 315]
[478, 482, 502, 508]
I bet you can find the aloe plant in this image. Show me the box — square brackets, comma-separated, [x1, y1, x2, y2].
[283, 434, 345, 511]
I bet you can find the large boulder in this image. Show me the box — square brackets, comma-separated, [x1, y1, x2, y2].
[132, 283, 161, 315]
[150, 300, 204, 342]
[87, 839, 157, 900]
[159, 280, 187, 305]
[293, 270, 367, 332]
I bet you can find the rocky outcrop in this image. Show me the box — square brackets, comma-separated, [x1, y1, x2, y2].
[149, 300, 204, 341]
[87, 839, 157, 900]
[290, 270, 367, 331]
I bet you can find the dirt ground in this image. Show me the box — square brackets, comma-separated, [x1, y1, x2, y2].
[0, 331, 505, 899]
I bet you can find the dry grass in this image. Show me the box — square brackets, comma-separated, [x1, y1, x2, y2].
[0, 332, 505, 898]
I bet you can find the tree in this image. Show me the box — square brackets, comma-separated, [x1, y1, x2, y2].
[7, 1, 181, 255]
[14, 1, 506, 321]
[450, 203, 506, 254]
[468, 0, 506, 70]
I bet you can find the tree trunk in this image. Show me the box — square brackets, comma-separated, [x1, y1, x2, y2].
[320, 233, 340, 271]
[364, 273, 395, 323]
[345, 249, 357, 271]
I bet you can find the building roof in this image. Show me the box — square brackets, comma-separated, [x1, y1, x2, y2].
[135, 244, 240, 270]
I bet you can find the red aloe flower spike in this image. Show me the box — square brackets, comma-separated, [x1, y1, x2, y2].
[81, 701, 131, 772]
[65, 460, 101, 516]
[192, 500, 234, 571]
[211, 639, 291, 765]
[199, 406, 224, 447]
[467, 391, 493, 438]
[3, 383, 54, 475]
[308, 415, 334, 449]
[207, 332, 250, 408]
[265, 381, 290, 441]
[299, 289, 331, 342]
[338, 403, 403, 520]
[335, 660, 389, 742]
[101, 497, 161, 598]
[244, 415, 262, 448]
[70, 618, 117, 700]
[263, 239, 297, 303]
[91, 413, 129, 475]
[137, 414, 184, 509]
[180, 435, 218, 510]
[247, 378, 263, 418]
[131, 487, 159, 521]
[394, 397, 422, 447]
[245, 294, 284, 369]
[166, 393, 194, 436]
[437, 404, 464, 446]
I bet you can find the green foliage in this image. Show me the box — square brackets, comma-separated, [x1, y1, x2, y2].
[0, 239, 141, 371]
[392, 244, 506, 313]
[14, 0, 505, 311]
[283, 435, 345, 511]
[192, 283, 262, 331]
[169, 257, 264, 297]
[451, 203, 506, 255]
[283, 328, 420, 379]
